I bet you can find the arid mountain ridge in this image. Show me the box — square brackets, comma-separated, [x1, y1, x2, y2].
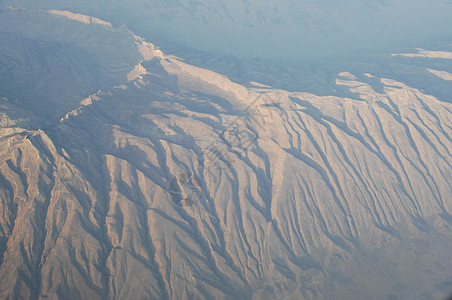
[0, 7, 452, 300]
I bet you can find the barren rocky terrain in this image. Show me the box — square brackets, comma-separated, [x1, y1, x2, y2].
[0, 5, 452, 300]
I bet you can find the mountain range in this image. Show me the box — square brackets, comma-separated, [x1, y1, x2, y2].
[0, 3, 452, 299]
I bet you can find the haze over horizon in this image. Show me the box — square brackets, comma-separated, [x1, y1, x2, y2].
[3, 0, 452, 59]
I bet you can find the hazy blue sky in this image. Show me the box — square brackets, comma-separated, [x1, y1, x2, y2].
[6, 0, 452, 58]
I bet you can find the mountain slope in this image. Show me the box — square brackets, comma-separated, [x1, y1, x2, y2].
[0, 7, 452, 300]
